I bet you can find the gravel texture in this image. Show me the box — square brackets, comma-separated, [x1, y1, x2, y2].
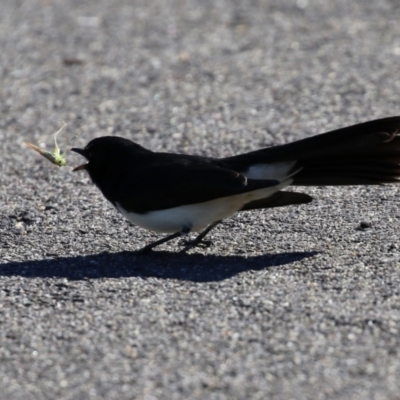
[1, 1, 400, 399]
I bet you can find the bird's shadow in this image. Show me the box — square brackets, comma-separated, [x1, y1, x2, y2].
[0, 250, 318, 282]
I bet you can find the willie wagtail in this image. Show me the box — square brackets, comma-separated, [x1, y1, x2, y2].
[72, 116, 400, 253]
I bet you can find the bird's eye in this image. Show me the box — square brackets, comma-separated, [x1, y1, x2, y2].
[84, 149, 93, 159]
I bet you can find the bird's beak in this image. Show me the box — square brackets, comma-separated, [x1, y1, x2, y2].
[71, 148, 88, 172]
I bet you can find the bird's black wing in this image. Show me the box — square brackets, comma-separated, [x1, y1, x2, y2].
[116, 161, 280, 213]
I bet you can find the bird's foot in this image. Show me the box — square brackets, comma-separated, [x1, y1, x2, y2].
[179, 238, 213, 252]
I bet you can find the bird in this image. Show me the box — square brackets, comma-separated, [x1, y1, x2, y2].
[71, 116, 400, 254]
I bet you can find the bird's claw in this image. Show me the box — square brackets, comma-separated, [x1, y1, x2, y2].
[180, 238, 213, 249]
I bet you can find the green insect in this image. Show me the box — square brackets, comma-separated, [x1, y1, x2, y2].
[25, 122, 68, 167]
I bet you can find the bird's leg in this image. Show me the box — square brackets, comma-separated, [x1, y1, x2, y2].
[180, 220, 222, 252]
[133, 227, 190, 254]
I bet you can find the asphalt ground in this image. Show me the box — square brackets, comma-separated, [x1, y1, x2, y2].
[1, 1, 400, 399]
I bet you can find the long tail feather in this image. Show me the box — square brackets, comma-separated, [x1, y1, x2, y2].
[241, 191, 313, 211]
[223, 116, 400, 186]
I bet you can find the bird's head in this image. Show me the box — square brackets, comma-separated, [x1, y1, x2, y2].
[71, 136, 149, 180]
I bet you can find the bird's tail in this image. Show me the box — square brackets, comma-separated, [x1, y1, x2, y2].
[224, 116, 400, 186]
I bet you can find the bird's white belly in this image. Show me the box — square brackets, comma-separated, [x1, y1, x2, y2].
[115, 179, 291, 233]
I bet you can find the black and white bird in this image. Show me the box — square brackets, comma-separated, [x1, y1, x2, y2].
[72, 116, 400, 253]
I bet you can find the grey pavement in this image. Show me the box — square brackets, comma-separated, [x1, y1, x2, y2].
[1, 1, 400, 399]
